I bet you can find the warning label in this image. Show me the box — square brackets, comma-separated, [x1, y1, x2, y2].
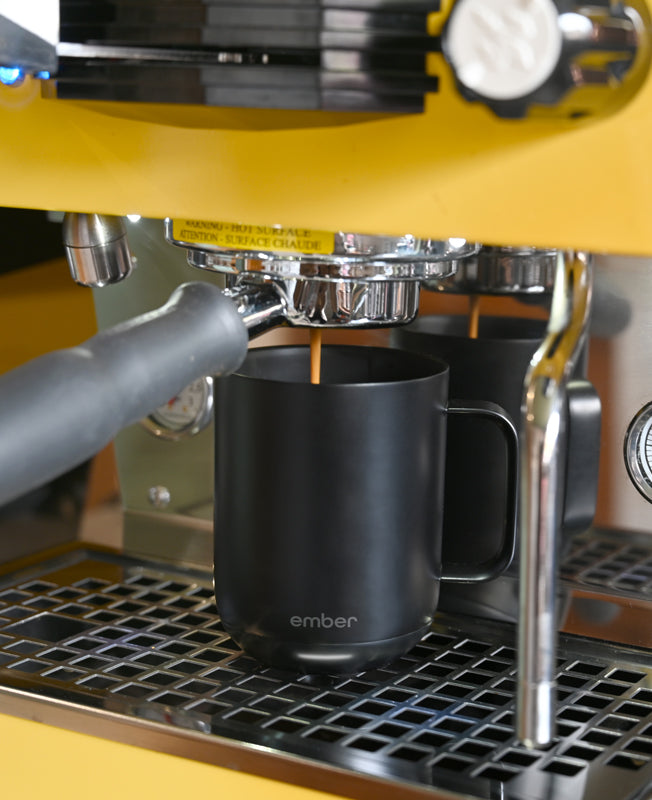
[172, 219, 335, 255]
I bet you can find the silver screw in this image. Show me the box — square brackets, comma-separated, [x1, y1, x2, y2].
[148, 485, 171, 509]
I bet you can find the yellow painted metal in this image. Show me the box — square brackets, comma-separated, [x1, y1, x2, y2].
[0, 7, 652, 255]
[0, 713, 342, 800]
[0, 258, 96, 370]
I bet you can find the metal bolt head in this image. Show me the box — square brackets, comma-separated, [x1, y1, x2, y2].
[148, 486, 171, 509]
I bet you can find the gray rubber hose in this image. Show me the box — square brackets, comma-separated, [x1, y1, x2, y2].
[0, 281, 248, 507]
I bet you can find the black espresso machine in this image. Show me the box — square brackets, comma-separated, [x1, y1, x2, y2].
[2, 3, 652, 800]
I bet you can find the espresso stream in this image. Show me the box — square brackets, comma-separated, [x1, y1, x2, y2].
[468, 295, 480, 339]
[310, 329, 322, 384]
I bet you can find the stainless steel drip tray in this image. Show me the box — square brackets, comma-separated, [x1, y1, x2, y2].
[1, 547, 652, 800]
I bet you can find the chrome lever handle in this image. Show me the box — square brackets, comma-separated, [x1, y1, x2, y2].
[517, 250, 593, 748]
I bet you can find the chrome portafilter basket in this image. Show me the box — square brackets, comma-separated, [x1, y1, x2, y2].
[423, 245, 559, 296]
[164, 221, 479, 329]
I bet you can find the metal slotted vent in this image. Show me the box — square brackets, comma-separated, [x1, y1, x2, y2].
[1, 547, 652, 800]
[54, 1, 442, 112]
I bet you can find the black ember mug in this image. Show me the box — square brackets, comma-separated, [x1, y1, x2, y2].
[391, 316, 601, 621]
[214, 345, 518, 673]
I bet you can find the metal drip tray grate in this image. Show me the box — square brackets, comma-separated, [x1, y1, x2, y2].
[1, 547, 652, 800]
[563, 530, 652, 596]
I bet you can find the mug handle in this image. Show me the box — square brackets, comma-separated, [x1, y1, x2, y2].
[562, 379, 601, 534]
[440, 399, 519, 583]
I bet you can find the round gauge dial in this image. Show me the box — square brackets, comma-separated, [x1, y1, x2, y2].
[141, 377, 213, 441]
[624, 402, 652, 503]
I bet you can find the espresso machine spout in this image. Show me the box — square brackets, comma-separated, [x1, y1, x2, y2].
[517, 251, 594, 748]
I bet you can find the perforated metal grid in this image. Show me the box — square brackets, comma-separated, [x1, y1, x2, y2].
[1, 548, 652, 800]
[562, 530, 652, 596]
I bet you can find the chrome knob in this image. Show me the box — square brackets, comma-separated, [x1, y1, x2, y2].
[443, 0, 650, 119]
[63, 213, 134, 287]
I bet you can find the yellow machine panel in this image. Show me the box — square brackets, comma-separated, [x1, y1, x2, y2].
[0, 45, 650, 255]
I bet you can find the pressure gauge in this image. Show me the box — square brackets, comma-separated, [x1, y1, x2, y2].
[624, 402, 652, 503]
[141, 377, 213, 441]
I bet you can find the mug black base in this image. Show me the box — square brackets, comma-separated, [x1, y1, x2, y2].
[226, 624, 432, 675]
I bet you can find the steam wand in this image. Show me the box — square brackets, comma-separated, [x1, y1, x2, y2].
[518, 251, 593, 747]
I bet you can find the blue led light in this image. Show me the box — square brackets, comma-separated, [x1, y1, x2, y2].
[35, 71, 51, 80]
[0, 67, 24, 86]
